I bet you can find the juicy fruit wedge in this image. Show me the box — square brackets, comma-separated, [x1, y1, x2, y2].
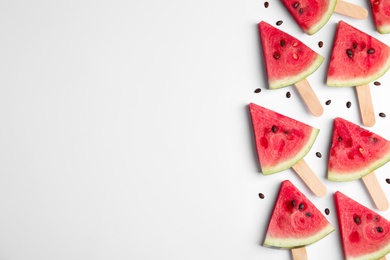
[258, 21, 324, 89]
[334, 191, 390, 260]
[327, 20, 390, 87]
[281, 0, 337, 35]
[249, 103, 319, 175]
[263, 180, 334, 248]
[328, 117, 390, 181]
[369, 0, 390, 34]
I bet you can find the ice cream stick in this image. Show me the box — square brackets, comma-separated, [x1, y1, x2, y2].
[379, 257, 386, 260]
[292, 159, 327, 197]
[362, 172, 389, 211]
[356, 84, 376, 127]
[335, 0, 368, 20]
[291, 247, 308, 260]
[294, 79, 324, 117]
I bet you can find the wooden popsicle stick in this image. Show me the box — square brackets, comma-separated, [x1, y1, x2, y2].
[335, 0, 368, 20]
[356, 84, 376, 127]
[294, 79, 324, 117]
[292, 159, 327, 197]
[362, 172, 389, 211]
[379, 257, 386, 260]
[291, 247, 308, 260]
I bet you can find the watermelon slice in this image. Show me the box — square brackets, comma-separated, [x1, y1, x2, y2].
[369, 0, 390, 34]
[249, 103, 319, 175]
[335, 191, 390, 260]
[327, 20, 390, 87]
[328, 117, 390, 182]
[263, 180, 334, 248]
[281, 0, 337, 35]
[258, 21, 324, 89]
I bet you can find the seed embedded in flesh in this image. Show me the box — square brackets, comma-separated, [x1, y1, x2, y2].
[353, 43, 358, 49]
[325, 208, 330, 215]
[298, 8, 303, 14]
[272, 125, 277, 133]
[293, 53, 298, 60]
[346, 49, 354, 58]
[354, 216, 361, 224]
[376, 227, 384, 232]
[280, 39, 285, 47]
[325, 100, 331, 105]
[293, 2, 299, 8]
[379, 112, 386, 118]
[368, 48, 375, 54]
[318, 41, 323, 48]
[299, 203, 305, 211]
[374, 81, 381, 86]
[291, 200, 296, 207]
[276, 20, 283, 26]
[292, 42, 298, 47]
[273, 53, 280, 59]
[338, 137, 343, 141]
[306, 212, 312, 217]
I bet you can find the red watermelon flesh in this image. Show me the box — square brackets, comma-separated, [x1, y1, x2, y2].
[328, 117, 390, 181]
[258, 21, 324, 89]
[264, 180, 334, 248]
[281, 0, 337, 35]
[369, 0, 390, 34]
[327, 20, 390, 87]
[335, 191, 390, 260]
[249, 103, 319, 175]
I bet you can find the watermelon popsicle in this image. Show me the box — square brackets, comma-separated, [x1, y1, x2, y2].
[369, 0, 390, 34]
[327, 21, 390, 127]
[263, 180, 334, 259]
[249, 103, 327, 197]
[281, 0, 368, 35]
[328, 118, 390, 211]
[258, 21, 324, 117]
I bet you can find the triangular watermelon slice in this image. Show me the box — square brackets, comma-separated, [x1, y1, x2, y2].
[263, 180, 334, 248]
[249, 103, 319, 175]
[258, 21, 324, 89]
[369, 0, 390, 34]
[335, 191, 390, 260]
[281, 0, 337, 35]
[328, 117, 390, 181]
[327, 20, 390, 87]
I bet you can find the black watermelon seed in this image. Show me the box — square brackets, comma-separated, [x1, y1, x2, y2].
[273, 53, 280, 59]
[306, 212, 312, 217]
[264, 2, 269, 8]
[291, 200, 296, 207]
[280, 39, 285, 47]
[373, 137, 378, 143]
[299, 203, 305, 211]
[346, 101, 352, 108]
[316, 152, 322, 158]
[386, 178, 390, 184]
[374, 81, 381, 86]
[338, 137, 343, 141]
[379, 112, 386, 118]
[353, 43, 358, 49]
[368, 48, 375, 54]
[272, 125, 277, 133]
[293, 2, 299, 8]
[346, 49, 354, 58]
[258, 193, 265, 199]
[376, 227, 383, 232]
[254, 88, 261, 93]
[354, 216, 361, 224]
[286, 91, 291, 98]
[325, 208, 330, 215]
[276, 20, 283, 26]
[299, 8, 303, 14]
[325, 100, 331, 105]
[318, 41, 323, 48]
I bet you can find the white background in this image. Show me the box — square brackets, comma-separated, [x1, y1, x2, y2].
[1, 0, 390, 259]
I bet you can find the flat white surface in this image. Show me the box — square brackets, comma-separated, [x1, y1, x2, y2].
[1, 0, 390, 259]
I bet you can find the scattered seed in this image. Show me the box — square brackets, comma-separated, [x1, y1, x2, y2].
[264, 1, 269, 8]
[280, 39, 285, 47]
[316, 152, 322, 158]
[379, 112, 386, 118]
[276, 20, 283, 26]
[318, 41, 323, 48]
[354, 216, 361, 224]
[299, 203, 305, 211]
[376, 227, 384, 232]
[386, 178, 390, 184]
[272, 125, 277, 133]
[306, 212, 312, 217]
[346, 49, 354, 58]
[325, 208, 330, 215]
[273, 53, 280, 59]
[325, 100, 331, 105]
[353, 42, 358, 49]
[291, 200, 296, 207]
[293, 2, 299, 8]
[346, 101, 351, 108]
[286, 91, 291, 98]
[368, 48, 375, 54]
[374, 81, 381, 86]
[258, 193, 265, 199]
[254, 88, 261, 93]
[299, 8, 303, 14]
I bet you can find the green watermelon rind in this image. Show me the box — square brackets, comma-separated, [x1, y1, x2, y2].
[269, 55, 324, 89]
[305, 0, 337, 35]
[262, 128, 319, 175]
[346, 244, 390, 260]
[326, 53, 390, 87]
[263, 223, 334, 249]
[328, 150, 390, 182]
[378, 24, 390, 34]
